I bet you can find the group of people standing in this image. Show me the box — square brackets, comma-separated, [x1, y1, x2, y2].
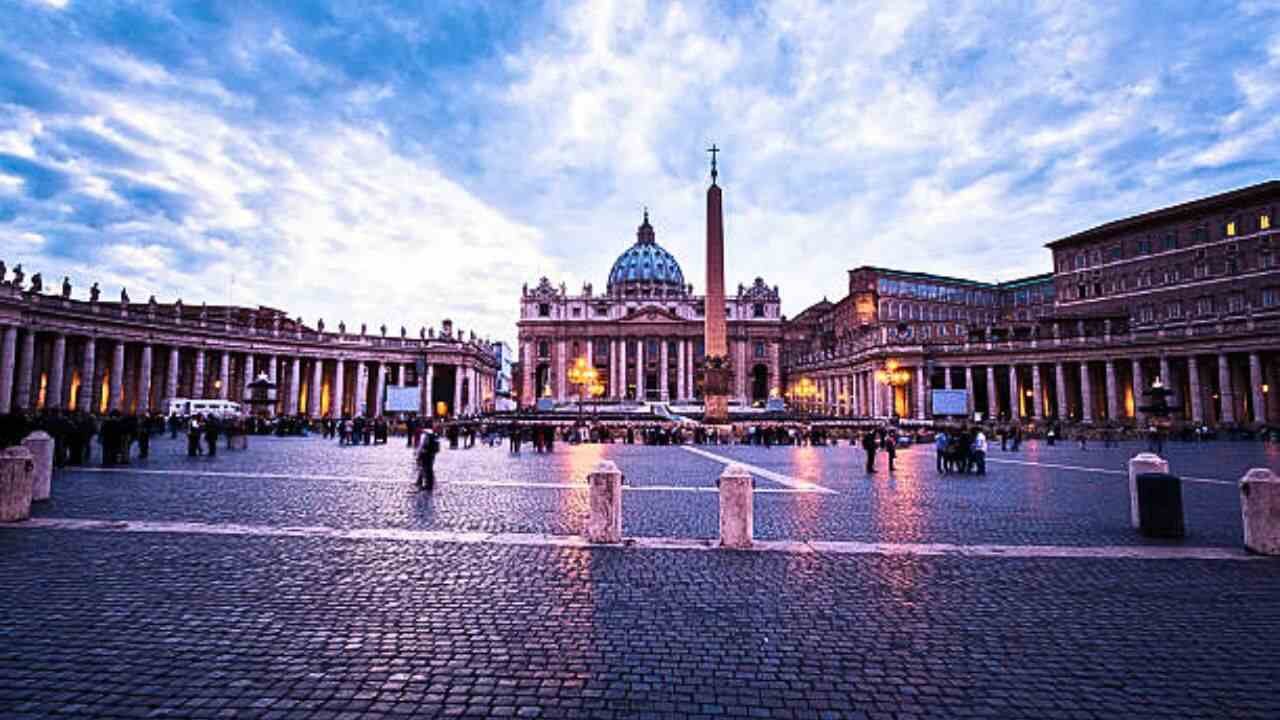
[933, 428, 989, 475]
[320, 416, 390, 445]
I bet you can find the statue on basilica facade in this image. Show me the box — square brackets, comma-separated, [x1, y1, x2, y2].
[360, 323, 366, 336]
[380, 324, 386, 337]
[120, 287, 129, 304]
[61, 276, 71, 298]
[400, 326, 406, 338]
[89, 282, 100, 302]
[317, 318, 325, 333]
[338, 321, 346, 335]
[11, 264, 23, 289]
[0, 261, 6, 283]
[29, 273, 42, 293]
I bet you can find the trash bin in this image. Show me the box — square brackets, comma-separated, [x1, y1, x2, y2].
[1135, 472, 1185, 538]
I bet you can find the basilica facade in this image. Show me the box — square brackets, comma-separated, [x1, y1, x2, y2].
[517, 211, 784, 408]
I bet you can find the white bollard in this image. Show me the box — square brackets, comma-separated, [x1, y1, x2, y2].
[0, 446, 35, 522]
[587, 460, 623, 543]
[1127, 452, 1169, 528]
[718, 464, 754, 549]
[22, 431, 54, 502]
[1240, 468, 1280, 556]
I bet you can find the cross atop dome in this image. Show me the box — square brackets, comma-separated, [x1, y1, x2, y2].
[707, 143, 719, 183]
[637, 207, 655, 244]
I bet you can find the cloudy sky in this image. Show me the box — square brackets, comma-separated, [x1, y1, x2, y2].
[2, 0, 1279, 344]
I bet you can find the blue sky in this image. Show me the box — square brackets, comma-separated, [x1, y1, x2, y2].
[1, 0, 1279, 344]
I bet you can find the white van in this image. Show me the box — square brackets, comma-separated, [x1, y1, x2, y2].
[164, 398, 243, 418]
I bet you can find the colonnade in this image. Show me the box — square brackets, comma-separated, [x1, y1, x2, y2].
[536, 336, 775, 405]
[800, 350, 1276, 426]
[0, 327, 492, 418]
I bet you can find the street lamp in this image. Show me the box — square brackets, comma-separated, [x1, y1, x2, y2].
[874, 359, 912, 418]
[567, 356, 599, 423]
[790, 376, 818, 414]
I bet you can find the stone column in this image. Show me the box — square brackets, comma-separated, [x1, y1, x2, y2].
[286, 357, 301, 415]
[332, 359, 345, 417]
[659, 340, 670, 401]
[1218, 353, 1235, 424]
[555, 339, 567, 401]
[309, 359, 322, 417]
[1133, 359, 1147, 425]
[611, 339, 621, 399]
[1031, 364, 1042, 420]
[1188, 355, 1204, 423]
[1080, 362, 1094, 423]
[869, 372, 880, 417]
[354, 360, 369, 416]
[452, 364, 463, 416]
[964, 366, 974, 417]
[47, 334, 66, 411]
[217, 351, 230, 400]
[110, 340, 125, 412]
[1105, 359, 1119, 421]
[79, 339, 96, 413]
[1008, 365, 1021, 421]
[0, 326, 17, 414]
[986, 365, 998, 420]
[1250, 353, 1266, 424]
[423, 363, 434, 417]
[915, 367, 927, 420]
[943, 366, 952, 390]
[676, 339, 686, 401]
[636, 340, 645, 400]
[168, 347, 181, 402]
[1055, 362, 1067, 419]
[138, 345, 153, 414]
[688, 339, 696, 400]
[1159, 355, 1173, 405]
[192, 350, 206, 400]
[373, 362, 386, 416]
[15, 330, 35, 410]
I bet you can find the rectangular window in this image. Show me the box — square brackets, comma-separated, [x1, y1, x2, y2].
[1163, 232, 1177, 251]
[1226, 220, 1237, 237]
[571, 307, 581, 318]
[1166, 301, 1182, 319]
[1197, 297, 1213, 316]
[1139, 305, 1154, 323]
[1228, 294, 1245, 313]
[537, 304, 551, 317]
[754, 341, 766, 358]
[1261, 214, 1272, 231]
[1263, 288, 1279, 308]
[1192, 227, 1208, 243]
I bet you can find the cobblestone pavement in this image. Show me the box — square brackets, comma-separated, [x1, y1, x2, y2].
[3, 436, 1280, 718]
[31, 437, 1278, 546]
[2, 529, 1279, 719]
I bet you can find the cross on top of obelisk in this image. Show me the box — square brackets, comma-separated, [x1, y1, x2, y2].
[707, 143, 719, 183]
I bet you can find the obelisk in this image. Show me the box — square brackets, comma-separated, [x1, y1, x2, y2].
[703, 144, 730, 423]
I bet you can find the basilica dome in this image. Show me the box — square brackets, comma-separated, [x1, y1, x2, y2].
[607, 210, 687, 293]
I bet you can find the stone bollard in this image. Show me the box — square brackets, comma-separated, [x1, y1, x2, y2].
[0, 446, 35, 522]
[718, 464, 754, 549]
[1240, 468, 1280, 555]
[587, 460, 623, 543]
[22, 431, 54, 502]
[1127, 452, 1169, 528]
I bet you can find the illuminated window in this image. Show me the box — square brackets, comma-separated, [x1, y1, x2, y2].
[1226, 221, 1237, 237]
[1263, 214, 1272, 230]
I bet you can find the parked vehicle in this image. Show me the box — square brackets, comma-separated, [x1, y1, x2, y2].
[163, 398, 242, 418]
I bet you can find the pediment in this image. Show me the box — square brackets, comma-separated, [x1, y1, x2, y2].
[619, 305, 686, 323]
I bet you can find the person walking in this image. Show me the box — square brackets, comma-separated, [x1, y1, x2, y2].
[884, 432, 897, 472]
[187, 415, 203, 457]
[416, 423, 441, 491]
[204, 416, 219, 457]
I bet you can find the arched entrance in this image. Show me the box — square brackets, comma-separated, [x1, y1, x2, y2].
[751, 364, 769, 406]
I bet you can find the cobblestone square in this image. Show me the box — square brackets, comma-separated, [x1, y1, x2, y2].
[3, 437, 1280, 719]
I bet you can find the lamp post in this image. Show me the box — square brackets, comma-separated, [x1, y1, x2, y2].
[874, 359, 912, 419]
[567, 356, 599, 424]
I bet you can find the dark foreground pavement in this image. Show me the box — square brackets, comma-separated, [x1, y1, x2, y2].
[3, 528, 1280, 720]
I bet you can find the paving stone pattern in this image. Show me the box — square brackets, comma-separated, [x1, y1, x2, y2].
[36, 437, 1270, 547]
[3, 530, 1280, 719]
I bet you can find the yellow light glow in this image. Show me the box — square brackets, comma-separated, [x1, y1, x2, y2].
[1226, 221, 1236, 236]
[1263, 215, 1272, 230]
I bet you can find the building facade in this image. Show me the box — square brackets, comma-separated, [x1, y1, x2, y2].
[784, 180, 1280, 428]
[0, 280, 499, 418]
[517, 211, 784, 408]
